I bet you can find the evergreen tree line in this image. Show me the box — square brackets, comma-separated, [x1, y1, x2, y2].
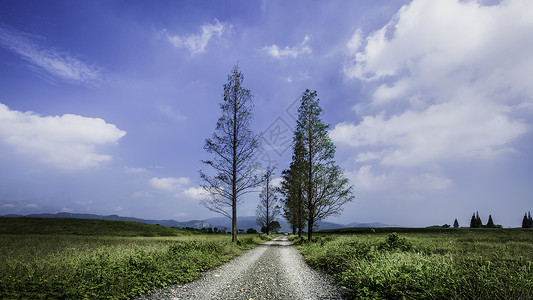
[522, 211, 533, 228]
[469, 211, 500, 228]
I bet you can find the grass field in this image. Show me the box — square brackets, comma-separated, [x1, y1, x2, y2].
[293, 229, 533, 299]
[0, 217, 273, 299]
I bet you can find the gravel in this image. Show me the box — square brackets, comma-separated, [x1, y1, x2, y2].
[136, 236, 351, 300]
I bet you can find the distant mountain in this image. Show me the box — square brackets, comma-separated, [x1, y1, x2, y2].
[1, 212, 395, 231]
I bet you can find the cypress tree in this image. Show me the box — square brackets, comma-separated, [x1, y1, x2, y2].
[486, 215, 495, 228]
[528, 211, 533, 228]
[522, 213, 528, 228]
[453, 218, 459, 228]
[470, 213, 477, 228]
[476, 211, 483, 228]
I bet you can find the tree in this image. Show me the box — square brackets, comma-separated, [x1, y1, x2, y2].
[523, 211, 533, 228]
[476, 211, 483, 228]
[294, 89, 355, 241]
[246, 228, 258, 234]
[470, 213, 477, 228]
[256, 166, 281, 234]
[200, 65, 262, 242]
[486, 215, 495, 228]
[279, 131, 307, 237]
[453, 218, 459, 228]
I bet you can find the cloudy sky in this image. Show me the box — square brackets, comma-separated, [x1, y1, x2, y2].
[1, 0, 532, 227]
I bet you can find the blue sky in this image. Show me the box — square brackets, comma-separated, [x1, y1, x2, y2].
[1, 0, 532, 227]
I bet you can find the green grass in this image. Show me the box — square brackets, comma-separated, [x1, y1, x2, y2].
[0, 217, 273, 299]
[292, 229, 533, 299]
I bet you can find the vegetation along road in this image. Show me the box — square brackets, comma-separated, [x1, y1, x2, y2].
[137, 236, 350, 300]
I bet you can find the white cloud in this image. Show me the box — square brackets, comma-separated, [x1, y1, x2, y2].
[182, 187, 208, 200]
[2, 203, 15, 208]
[163, 19, 229, 55]
[0, 103, 126, 170]
[25, 204, 38, 208]
[337, 0, 533, 167]
[332, 100, 528, 166]
[0, 25, 103, 86]
[149, 177, 191, 191]
[263, 35, 312, 59]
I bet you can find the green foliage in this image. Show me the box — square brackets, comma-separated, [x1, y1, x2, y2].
[0, 218, 274, 299]
[294, 230, 533, 299]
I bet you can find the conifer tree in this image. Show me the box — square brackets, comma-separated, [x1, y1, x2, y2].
[200, 65, 262, 242]
[470, 213, 477, 228]
[453, 218, 459, 228]
[284, 89, 354, 241]
[486, 215, 495, 228]
[523, 213, 529, 228]
[476, 211, 483, 228]
[528, 211, 533, 228]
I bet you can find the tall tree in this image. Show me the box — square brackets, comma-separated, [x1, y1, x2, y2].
[295, 89, 354, 241]
[523, 213, 529, 228]
[200, 65, 262, 242]
[256, 166, 281, 235]
[476, 211, 483, 228]
[279, 131, 307, 237]
[528, 211, 533, 228]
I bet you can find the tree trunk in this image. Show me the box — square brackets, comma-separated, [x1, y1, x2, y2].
[307, 215, 313, 242]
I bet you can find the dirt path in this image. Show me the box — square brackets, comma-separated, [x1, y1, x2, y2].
[136, 236, 350, 299]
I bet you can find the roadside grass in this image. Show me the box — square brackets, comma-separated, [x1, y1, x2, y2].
[292, 229, 533, 299]
[0, 217, 273, 299]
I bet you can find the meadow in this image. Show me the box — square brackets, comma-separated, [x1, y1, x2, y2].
[292, 229, 533, 299]
[0, 217, 273, 299]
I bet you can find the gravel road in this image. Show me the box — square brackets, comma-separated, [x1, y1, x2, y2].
[136, 236, 350, 300]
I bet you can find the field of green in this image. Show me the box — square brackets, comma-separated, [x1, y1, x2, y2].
[0, 217, 273, 299]
[293, 228, 533, 299]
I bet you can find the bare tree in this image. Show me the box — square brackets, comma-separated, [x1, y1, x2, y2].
[200, 65, 262, 242]
[256, 166, 281, 234]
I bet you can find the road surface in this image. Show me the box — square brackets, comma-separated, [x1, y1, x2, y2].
[137, 236, 350, 299]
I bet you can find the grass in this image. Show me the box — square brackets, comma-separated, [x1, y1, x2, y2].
[0, 217, 274, 299]
[292, 229, 533, 299]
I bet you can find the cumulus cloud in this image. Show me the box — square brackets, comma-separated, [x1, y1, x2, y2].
[182, 186, 208, 200]
[336, 0, 533, 167]
[0, 25, 104, 86]
[162, 19, 229, 55]
[149, 177, 191, 191]
[263, 35, 312, 59]
[0, 103, 126, 170]
[145, 177, 207, 201]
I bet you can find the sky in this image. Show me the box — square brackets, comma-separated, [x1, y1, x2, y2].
[1, 0, 532, 227]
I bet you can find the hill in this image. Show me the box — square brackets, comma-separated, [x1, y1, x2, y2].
[2, 212, 396, 232]
[0, 217, 187, 236]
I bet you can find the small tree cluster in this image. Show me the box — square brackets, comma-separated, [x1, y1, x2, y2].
[522, 211, 533, 228]
[470, 211, 483, 228]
